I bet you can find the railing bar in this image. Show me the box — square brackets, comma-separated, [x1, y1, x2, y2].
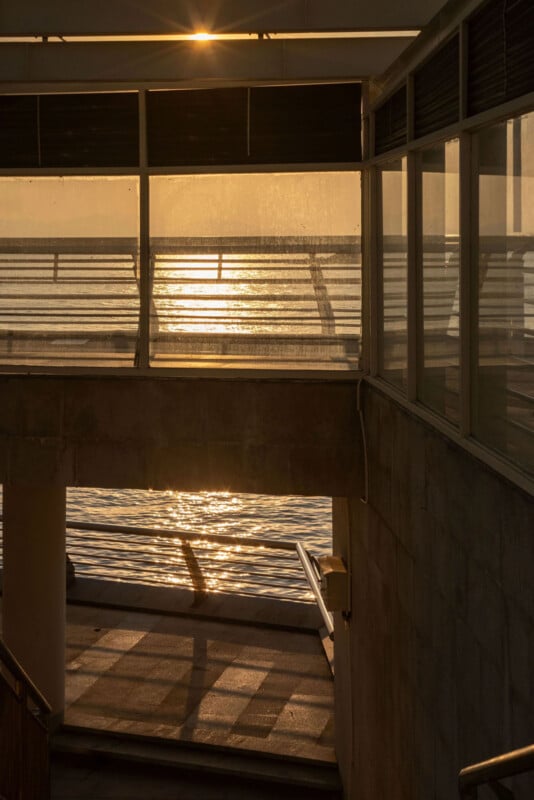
[155, 265, 360, 271]
[0, 292, 360, 302]
[0, 639, 52, 715]
[62, 519, 298, 550]
[0, 293, 141, 300]
[149, 278, 359, 285]
[0, 318, 357, 326]
[66, 541, 305, 568]
[68, 563, 308, 591]
[152, 294, 361, 301]
[459, 744, 534, 791]
[295, 542, 334, 639]
[64, 558, 308, 589]
[65, 550, 307, 574]
[63, 536, 302, 560]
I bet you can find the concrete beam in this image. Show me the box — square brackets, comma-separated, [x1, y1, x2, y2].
[0, 376, 361, 496]
[0, 0, 445, 36]
[0, 39, 415, 90]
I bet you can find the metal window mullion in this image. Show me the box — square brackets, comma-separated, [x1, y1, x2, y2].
[367, 166, 380, 376]
[137, 89, 150, 369]
[360, 166, 371, 373]
[406, 73, 415, 143]
[375, 166, 385, 376]
[361, 81, 371, 162]
[459, 20, 469, 121]
[407, 150, 421, 402]
[360, 82, 373, 374]
[459, 131, 477, 437]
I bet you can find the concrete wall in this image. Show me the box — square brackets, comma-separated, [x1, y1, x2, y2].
[0, 375, 360, 496]
[334, 382, 533, 799]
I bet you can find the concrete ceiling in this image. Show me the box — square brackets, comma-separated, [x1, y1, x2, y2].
[0, 0, 458, 86]
[0, 39, 421, 89]
[0, 0, 451, 36]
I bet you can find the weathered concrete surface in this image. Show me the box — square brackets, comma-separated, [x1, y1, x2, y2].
[60, 603, 335, 763]
[0, 375, 361, 495]
[2, 484, 66, 717]
[333, 382, 534, 800]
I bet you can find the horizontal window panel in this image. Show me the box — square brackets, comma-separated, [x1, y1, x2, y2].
[0, 96, 38, 167]
[40, 93, 139, 168]
[249, 84, 361, 164]
[414, 35, 459, 139]
[468, 0, 534, 116]
[374, 85, 407, 156]
[147, 84, 360, 167]
[147, 88, 247, 167]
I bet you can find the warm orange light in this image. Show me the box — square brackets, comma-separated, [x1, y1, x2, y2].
[190, 32, 214, 41]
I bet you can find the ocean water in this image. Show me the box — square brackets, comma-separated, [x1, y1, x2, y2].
[63, 490, 332, 602]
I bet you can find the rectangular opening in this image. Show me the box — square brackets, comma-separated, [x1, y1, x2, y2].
[0, 176, 140, 367]
[149, 171, 361, 371]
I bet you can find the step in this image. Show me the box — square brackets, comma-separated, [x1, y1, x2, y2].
[52, 725, 343, 796]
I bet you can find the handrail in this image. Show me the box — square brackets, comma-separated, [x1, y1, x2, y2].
[459, 744, 534, 798]
[295, 542, 334, 640]
[64, 519, 298, 552]
[0, 517, 333, 631]
[0, 638, 52, 715]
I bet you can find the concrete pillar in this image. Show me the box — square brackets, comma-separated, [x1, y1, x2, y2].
[2, 484, 66, 722]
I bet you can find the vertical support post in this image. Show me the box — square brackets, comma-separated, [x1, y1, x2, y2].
[459, 20, 469, 123]
[374, 164, 384, 377]
[361, 165, 373, 374]
[459, 131, 475, 437]
[360, 81, 373, 374]
[137, 89, 151, 369]
[2, 484, 66, 723]
[407, 150, 421, 402]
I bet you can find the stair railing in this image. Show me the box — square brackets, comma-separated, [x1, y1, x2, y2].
[459, 744, 534, 798]
[0, 638, 51, 800]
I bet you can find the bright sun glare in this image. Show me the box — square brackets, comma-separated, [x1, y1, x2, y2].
[190, 32, 215, 41]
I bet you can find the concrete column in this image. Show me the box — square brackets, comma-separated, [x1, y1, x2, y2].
[2, 484, 66, 722]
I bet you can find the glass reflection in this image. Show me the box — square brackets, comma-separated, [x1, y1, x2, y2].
[476, 112, 534, 474]
[378, 157, 408, 390]
[420, 139, 460, 423]
[149, 172, 361, 370]
[0, 176, 140, 367]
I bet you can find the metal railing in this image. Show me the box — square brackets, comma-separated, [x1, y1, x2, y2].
[0, 514, 334, 621]
[0, 639, 51, 800]
[459, 744, 534, 799]
[295, 542, 334, 640]
[0, 235, 361, 370]
[63, 519, 335, 638]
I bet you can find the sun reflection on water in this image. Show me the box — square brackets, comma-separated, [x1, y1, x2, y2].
[64, 487, 330, 601]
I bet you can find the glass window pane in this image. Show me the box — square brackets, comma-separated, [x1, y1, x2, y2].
[379, 157, 408, 390]
[420, 139, 460, 423]
[149, 172, 361, 371]
[0, 177, 140, 367]
[476, 112, 534, 475]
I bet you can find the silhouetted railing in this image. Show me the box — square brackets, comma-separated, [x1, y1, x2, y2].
[0, 235, 361, 370]
[0, 638, 51, 800]
[459, 744, 534, 798]
[62, 519, 332, 608]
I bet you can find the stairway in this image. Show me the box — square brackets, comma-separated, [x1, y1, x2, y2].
[51, 725, 343, 800]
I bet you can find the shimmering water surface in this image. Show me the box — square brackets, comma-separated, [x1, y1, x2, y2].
[0, 490, 331, 601]
[65, 490, 331, 601]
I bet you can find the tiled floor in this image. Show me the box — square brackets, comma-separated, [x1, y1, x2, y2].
[64, 604, 335, 763]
